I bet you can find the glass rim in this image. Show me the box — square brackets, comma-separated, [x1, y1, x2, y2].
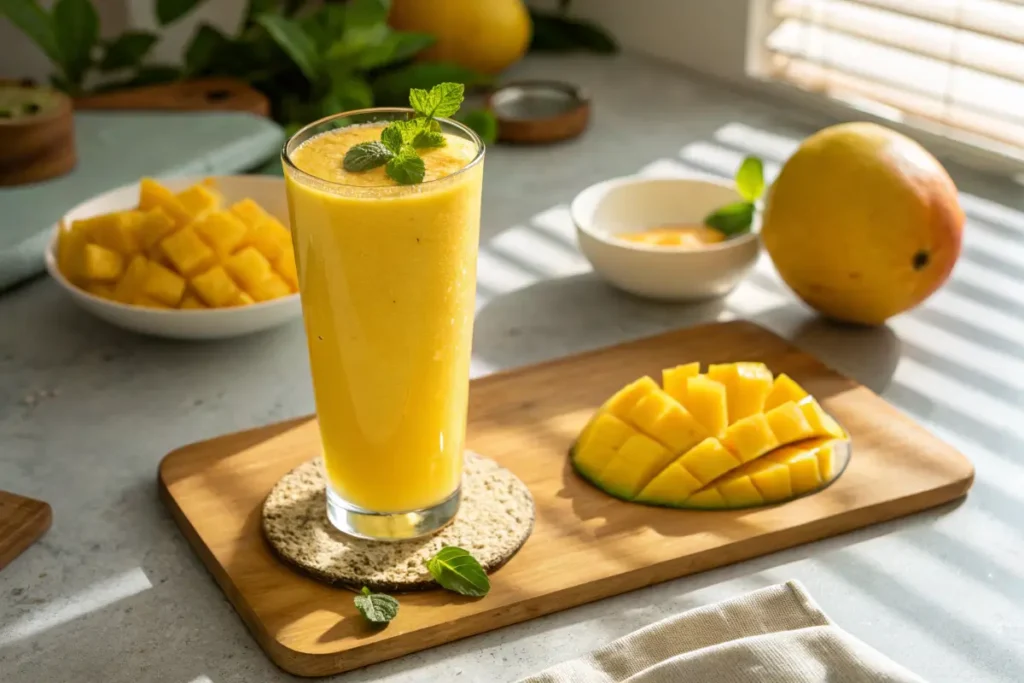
[281, 107, 486, 190]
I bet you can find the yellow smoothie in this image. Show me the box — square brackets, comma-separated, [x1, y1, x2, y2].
[285, 123, 483, 513]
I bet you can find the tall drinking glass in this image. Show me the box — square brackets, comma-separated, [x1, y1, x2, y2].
[282, 109, 485, 540]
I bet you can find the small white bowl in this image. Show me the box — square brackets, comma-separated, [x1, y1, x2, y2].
[571, 175, 760, 301]
[45, 175, 302, 340]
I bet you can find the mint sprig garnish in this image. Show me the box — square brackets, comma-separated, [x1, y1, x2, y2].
[426, 546, 490, 597]
[341, 82, 466, 185]
[353, 586, 399, 625]
[704, 155, 765, 237]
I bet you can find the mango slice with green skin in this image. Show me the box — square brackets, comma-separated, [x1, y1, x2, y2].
[571, 363, 850, 510]
[682, 438, 841, 510]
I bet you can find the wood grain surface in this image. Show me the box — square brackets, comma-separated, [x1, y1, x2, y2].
[0, 89, 76, 186]
[159, 320, 973, 677]
[0, 491, 52, 570]
[74, 78, 270, 117]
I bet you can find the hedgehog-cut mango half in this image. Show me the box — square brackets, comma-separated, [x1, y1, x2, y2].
[570, 363, 850, 509]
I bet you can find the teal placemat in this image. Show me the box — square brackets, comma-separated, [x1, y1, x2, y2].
[0, 111, 284, 292]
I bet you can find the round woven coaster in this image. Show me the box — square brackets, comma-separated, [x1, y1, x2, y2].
[262, 453, 535, 592]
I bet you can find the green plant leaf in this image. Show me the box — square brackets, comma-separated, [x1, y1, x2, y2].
[99, 31, 158, 72]
[302, 3, 347, 51]
[354, 31, 434, 69]
[324, 71, 374, 112]
[457, 109, 498, 145]
[704, 201, 756, 237]
[409, 82, 463, 118]
[184, 23, 230, 76]
[426, 547, 490, 597]
[529, 11, 618, 54]
[385, 146, 425, 185]
[344, 141, 392, 171]
[372, 63, 492, 106]
[412, 128, 445, 149]
[52, 0, 98, 89]
[243, 0, 275, 25]
[156, 0, 204, 26]
[1, 0, 61, 63]
[380, 125, 404, 154]
[735, 155, 765, 203]
[257, 12, 319, 81]
[345, 0, 389, 32]
[354, 587, 399, 625]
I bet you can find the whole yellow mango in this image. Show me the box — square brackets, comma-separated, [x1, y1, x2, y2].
[389, 0, 532, 74]
[762, 123, 964, 326]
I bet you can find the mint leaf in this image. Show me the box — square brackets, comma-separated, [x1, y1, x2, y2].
[413, 129, 446, 149]
[704, 201, 755, 237]
[426, 546, 490, 597]
[385, 146, 426, 185]
[344, 141, 392, 171]
[409, 83, 465, 119]
[381, 125, 405, 154]
[735, 156, 765, 203]
[100, 31, 158, 72]
[354, 587, 399, 625]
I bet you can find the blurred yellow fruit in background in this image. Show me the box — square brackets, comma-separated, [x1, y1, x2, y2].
[390, 0, 532, 74]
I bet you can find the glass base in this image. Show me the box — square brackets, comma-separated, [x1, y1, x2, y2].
[326, 485, 461, 541]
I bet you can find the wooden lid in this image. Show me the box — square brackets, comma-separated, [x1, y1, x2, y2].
[488, 80, 590, 144]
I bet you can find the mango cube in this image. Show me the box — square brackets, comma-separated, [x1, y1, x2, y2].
[246, 217, 292, 261]
[627, 389, 708, 454]
[75, 211, 143, 256]
[176, 183, 220, 218]
[764, 401, 814, 444]
[274, 251, 299, 291]
[114, 255, 150, 304]
[597, 434, 675, 499]
[82, 244, 124, 282]
[636, 464, 703, 505]
[722, 413, 779, 463]
[676, 437, 741, 485]
[160, 226, 216, 277]
[57, 222, 89, 283]
[139, 178, 192, 225]
[662, 362, 700, 404]
[86, 282, 116, 300]
[765, 373, 809, 410]
[224, 246, 272, 292]
[191, 266, 242, 308]
[718, 476, 764, 507]
[141, 261, 186, 306]
[193, 210, 248, 257]
[138, 208, 178, 255]
[683, 375, 728, 437]
[230, 198, 269, 227]
[602, 376, 659, 420]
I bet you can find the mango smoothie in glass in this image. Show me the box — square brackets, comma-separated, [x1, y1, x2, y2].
[282, 108, 484, 540]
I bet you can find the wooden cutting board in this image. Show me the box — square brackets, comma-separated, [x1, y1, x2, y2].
[159, 320, 973, 677]
[0, 491, 52, 570]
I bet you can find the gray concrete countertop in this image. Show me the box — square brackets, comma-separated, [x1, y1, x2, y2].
[3, 54, 1023, 683]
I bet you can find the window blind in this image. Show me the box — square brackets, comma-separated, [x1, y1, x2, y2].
[758, 0, 1024, 157]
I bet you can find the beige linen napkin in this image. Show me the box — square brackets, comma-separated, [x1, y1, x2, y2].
[519, 581, 925, 683]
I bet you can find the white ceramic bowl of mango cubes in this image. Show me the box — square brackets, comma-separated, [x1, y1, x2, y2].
[46, 175, 302, 340]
